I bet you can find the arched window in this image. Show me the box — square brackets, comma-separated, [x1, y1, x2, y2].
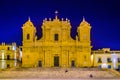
[54, 34, 58, 41]
[27, 34, 30, 40]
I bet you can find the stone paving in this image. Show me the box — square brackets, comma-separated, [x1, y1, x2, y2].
[0, 68, 120, 79]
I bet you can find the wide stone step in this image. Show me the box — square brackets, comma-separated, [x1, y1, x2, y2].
[0, 68, 120, 79]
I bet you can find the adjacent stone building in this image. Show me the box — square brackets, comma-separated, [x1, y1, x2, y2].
[92, 48, 120, 69]
[0, 43, 18, 69]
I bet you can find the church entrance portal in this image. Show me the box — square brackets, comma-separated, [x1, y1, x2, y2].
[38, 61, 42, 67]
[71, 60, 75, 67]
[54, 56, 59, 67]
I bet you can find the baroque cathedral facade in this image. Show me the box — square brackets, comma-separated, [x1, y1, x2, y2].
[22, 14, 92, 68]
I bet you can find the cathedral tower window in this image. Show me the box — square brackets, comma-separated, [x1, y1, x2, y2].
[27, 34, 30, 40]
[54, 34, 58, 41]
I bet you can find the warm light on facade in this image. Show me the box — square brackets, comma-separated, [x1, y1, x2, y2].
[0, 43, 18, 69]
[111, 53, 118, 69]
[92, 49, 120, 69]
[22, 13, 92, 68]
[101, 63, 108, 68]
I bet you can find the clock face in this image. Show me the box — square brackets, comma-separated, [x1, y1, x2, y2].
[84, 34, 87, 39]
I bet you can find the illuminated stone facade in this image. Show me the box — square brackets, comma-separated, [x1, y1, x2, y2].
[92, 48, 120, 69]
[0, 43, 18, 69]
[22, 14, 92, 68]
[1, 13, 120, 70]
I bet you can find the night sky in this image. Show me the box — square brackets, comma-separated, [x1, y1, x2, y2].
[0, 0, 120, 50]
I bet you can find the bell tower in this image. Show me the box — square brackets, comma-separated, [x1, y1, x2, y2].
[22, 17, 36, 46]
[77, 17, 91, 43]
[77, 17, 92, 67]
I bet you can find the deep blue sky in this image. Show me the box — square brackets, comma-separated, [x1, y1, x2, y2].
[0, 0, 120, 50]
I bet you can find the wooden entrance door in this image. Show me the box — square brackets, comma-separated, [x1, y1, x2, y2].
[38, 61, 42, 67]
[54, 56, 59, 67]
[71, 60, 75, 67]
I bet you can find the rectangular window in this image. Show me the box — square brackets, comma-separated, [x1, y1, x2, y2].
[7, 64, 10, 68]
[108, 65, 111, 69]
[7, 55, 10, 60]
[107, 58, 112, 63]
[8, 47, 10, 50]
[55, 34, 58, 41]
[98, 58, 102, 63]
[20, 48, 22, 51]
[118, 65, 120, 69]
[118, 58, 120, 63]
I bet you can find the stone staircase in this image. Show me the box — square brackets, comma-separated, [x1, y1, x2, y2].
[0, 68, 120, 79]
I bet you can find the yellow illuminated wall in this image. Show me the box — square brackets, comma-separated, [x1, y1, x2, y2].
[0, 43, 18, 69]
[22, 15, 92, 68]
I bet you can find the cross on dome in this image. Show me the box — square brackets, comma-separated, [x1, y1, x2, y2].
[28, 16, 31, 22]
[55, 10, 58, 19]
[82, 16, 85, 21]
[55, 10, 58, 15]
